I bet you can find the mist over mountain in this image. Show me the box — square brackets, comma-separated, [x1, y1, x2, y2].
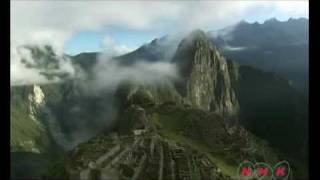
[11, 45, 77, 86]
[10, 19, 308, 179]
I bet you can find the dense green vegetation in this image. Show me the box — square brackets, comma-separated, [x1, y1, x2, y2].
[236, 66, 308, 160]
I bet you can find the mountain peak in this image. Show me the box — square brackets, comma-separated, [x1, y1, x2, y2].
[189, 29, 207, 38]
[172, 30, 213, 76]
[188, 29, 211, 44]
[174, 29, 214, 54]
[171, 30, 239, 118]
[237, 20, 249, 26]
[264, 17, 279, 23]
[150, 38, 158, 45]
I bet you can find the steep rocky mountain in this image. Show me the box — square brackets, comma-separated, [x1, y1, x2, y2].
[113, 30, 240, 119]
[209, 18, 309, 94]
[110, 31, 240, 119]
[172, 30, 239, 120]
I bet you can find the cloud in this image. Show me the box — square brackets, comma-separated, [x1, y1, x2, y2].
[11, 1, 308, 85]
[223, 45, 248, 52]
[101, 36, 133, 56]
[10, 43, 53, 86]
[10, 43, 76, 86]
[82, 54, 179, 94]
[11, 1, 309, 47]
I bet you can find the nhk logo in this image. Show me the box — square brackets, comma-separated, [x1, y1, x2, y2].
[237, 160, 291, 180]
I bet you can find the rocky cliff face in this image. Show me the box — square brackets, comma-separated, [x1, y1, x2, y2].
[11, 85, 49, 153]
[172, 30, 239, 119]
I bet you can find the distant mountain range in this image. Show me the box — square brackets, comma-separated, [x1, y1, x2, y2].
[210, 18, 308, 48]
[73, 18, 308, 94]
[209, 17, 308, 94]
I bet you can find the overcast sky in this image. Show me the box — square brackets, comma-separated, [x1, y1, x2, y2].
[11, 0, 309, 55]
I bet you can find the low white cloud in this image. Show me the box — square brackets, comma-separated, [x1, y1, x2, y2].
[10, 43, 52, 86]
[101, 36, 133, 57]
[82, 54, 179, 94]
[223, 45, 248, 52]
[10, 43, 76, 86]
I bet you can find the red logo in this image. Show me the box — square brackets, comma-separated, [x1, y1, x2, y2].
[238, 160, 290, 180]
[241, 167, 253, 176]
